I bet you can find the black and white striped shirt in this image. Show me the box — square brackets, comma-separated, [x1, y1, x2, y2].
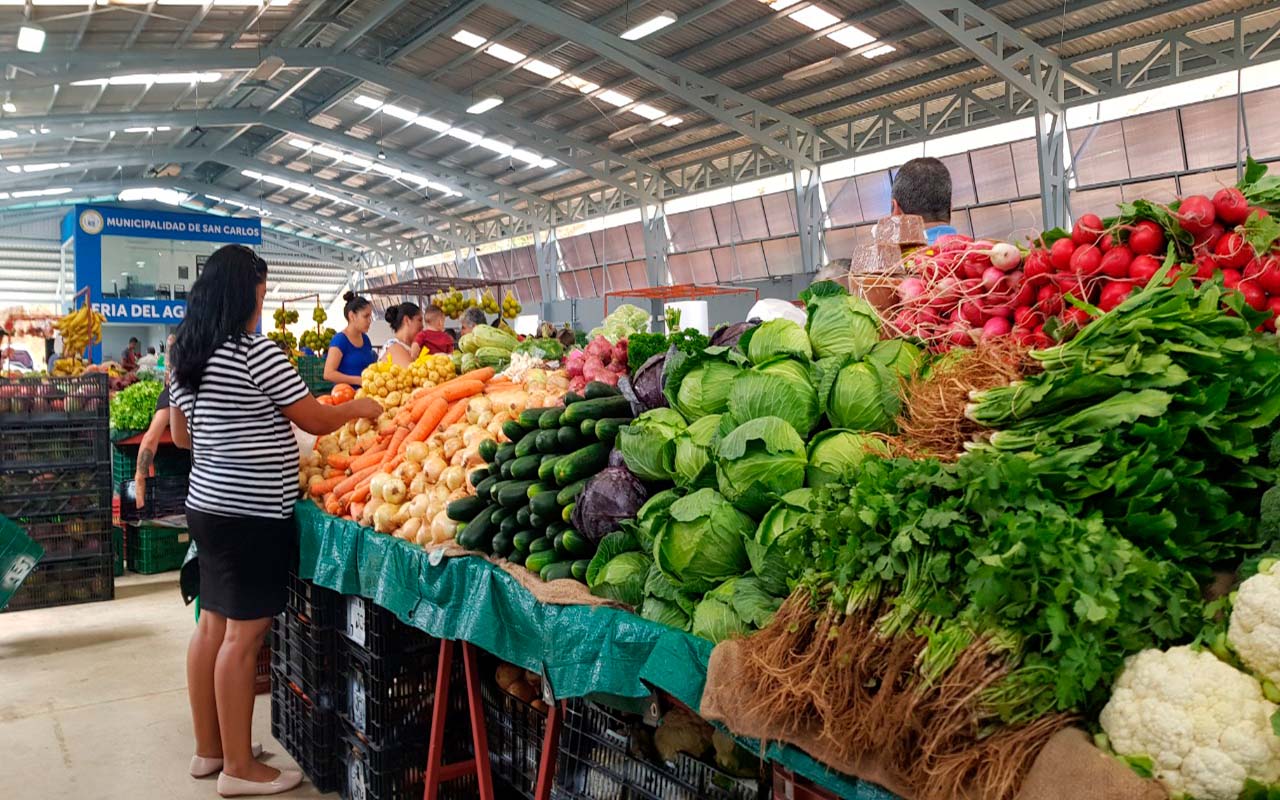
[170, 335, 310, 519]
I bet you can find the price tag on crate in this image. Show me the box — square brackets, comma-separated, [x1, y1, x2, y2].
[345, 596, 366, 647]
[539, 666, 555, 706]
[348, 672, 368, 732]
[347, 758, 367, 800]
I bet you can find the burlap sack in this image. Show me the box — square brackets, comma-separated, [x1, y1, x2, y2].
[701, 640, 1167, 800]
[490, 556, 627, 609]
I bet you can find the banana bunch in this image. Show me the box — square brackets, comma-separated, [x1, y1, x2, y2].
[480, 289, 500, 314]
[54, 305, 105, 356]
[52, 356, 88, 377]
[500, 290, 522, 320]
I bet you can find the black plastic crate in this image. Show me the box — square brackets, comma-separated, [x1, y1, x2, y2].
[0, 420, 109, 470]
[0, 374, 108, 427]
[337, 594, 435, 659]
[0, 465, 111, 519]
[272, 612, 339, 703]
[336, 723, 428, 800]
[480, 671, 549, 800]
[287, 571, 340, 629]
[554, 702, 764, 800]
[337, 635, 440, 746]
[117, 475, 189, 522]
[270, 666, 339, 793]
[2, 554, 114, 612]
[111, 442, 190, 488]
[20, 512, 112, 561]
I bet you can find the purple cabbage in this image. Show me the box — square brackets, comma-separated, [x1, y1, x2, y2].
[571, 464, 650, 544]
[628, 352, 670, 411]
[709, 320, 758, 349]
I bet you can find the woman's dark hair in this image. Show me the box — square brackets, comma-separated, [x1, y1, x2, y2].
[173, 244, 268, 391]
[384, 301, 421, 331]
[343, 291, 372, 321]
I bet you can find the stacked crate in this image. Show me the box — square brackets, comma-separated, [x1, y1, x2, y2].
[0, 375, 114, 612]
[296, 355, 334, 396]
[270, 572, 342, 793]
[117, 475, 191, 573]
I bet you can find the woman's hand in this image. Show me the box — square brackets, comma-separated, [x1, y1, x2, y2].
[345, 397, 383, 421]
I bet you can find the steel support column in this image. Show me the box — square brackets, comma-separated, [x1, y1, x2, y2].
[1035, 104, 1071, 230]
[640, 203, 670, 332]
[794, 169, 825, 273]
[534, 229, 561, 322]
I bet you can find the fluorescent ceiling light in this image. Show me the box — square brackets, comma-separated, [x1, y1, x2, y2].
[789, 5, 840, 30]
[767, 0, 801, 9]
[380, 103, 417, 123]
[477, 138, 513, 157]
[537, 158, 556, 169]
[484, 43, 524, 64]
[524, 59, 562, 79]
[123, 126, 171, 133]
[827, 25, 874, 49]
[784, 56, 845, 82]
[17, 24, 46, 53]
[451, 30, 487, 48]
[861, 43, 895, 58]
[0, 130, 19, 140]
[510, 148, 542, 166]
[620, 10, 676, 41]
[1, 103, 15, 113]
[414, 114, 451, 133]
[466, 96, 503, 114]
[660, 116, 683, 127]
[446, 127, 483, 145]
[597, 89, 632, 107]
[561, 76, 596, 92]
[354, 95, 384, 110]
[287, 137, 312, 150]
[11, 188, 71, 199]
[71, 72, 221, 87]
[6, 162, 71, 173]
[119, 187, 189, 206]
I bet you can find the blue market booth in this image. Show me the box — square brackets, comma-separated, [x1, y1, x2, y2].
[61, 205, 262, 363]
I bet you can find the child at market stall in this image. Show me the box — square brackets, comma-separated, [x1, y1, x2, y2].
[415, 304, 455, 355]
[380, 301, 423, 367]
[323, 291, 377, 387]
[168, 244, 381, 797]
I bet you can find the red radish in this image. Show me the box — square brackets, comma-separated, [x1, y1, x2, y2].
[1014, 306, 1041, 330]
[1030, 325, 1054, 348]
[1222, 268, 1242, 289]
[1250, 207, 1271, 220]
[1238, 280, 1268, 312]
[898, 277, 926, 303]
[1099, 234, 1115, 253]
[1012, 279, 1037, 309]
[1036, 285, 1064, 316]
[937, 234, 973, 252]
[1175, 195, 1216, 235]
[961, 252, 990, 279]
[1024, 249, 1053, 279]
[1012, 326, 1033, 345]
[1069, 244, 1102, 276]
[1129, 255, 1162, 284]
[981, 317, 1011, 339]
[957, 300, 985, 327]
[1212, 187, 1251, 226]
[1193, 223, 1225, 253]
[1054, 274, 1087, 300]
[985, 304, 1014, 319]
[1050, 238, 1076, 271]
[1245, 259, 1264, 279]
[1062, 306, 1092, 327]
[1258, 257, 1280, 295]
[1098, 281, 1136, 312]
[982, 266, 1007, 289]
[1099, 245, 1134, 279]
[1072, 213, 1105, 246]
[1266, 297, 1280, 332]
[947, 324, 974, 348]
[1128, 220, 1166, 256]
[1214, 233, 1253, 269]
[1194, 255, 1219, 281]
[987, 242, 1021, 271]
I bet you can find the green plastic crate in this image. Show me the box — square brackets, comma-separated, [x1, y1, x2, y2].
[112, 526, 124, 577]
[297, 355, 334, 395]
[0, 515, 44, 611]
[126, 522, 189, 574]
[111, 443, 191, 489]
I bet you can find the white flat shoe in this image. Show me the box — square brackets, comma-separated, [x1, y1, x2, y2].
[216, 767, 302, 797]
[190, 743, 265, 778]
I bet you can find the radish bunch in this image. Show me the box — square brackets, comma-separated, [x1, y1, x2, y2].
[564, 336, 628, 392]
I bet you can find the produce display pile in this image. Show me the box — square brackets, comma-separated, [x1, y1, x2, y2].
[299, 164, 1280, 800]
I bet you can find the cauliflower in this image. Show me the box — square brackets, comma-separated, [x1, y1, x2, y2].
[1099, 646, 1280, 800]
[1231, 559, 1280, 688]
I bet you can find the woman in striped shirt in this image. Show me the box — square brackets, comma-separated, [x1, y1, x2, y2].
[170, 245, 380, 797]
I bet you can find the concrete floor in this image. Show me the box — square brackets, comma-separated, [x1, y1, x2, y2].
[0, 572, 327, 800]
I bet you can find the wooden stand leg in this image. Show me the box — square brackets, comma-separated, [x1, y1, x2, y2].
[422, 640, 495, 800]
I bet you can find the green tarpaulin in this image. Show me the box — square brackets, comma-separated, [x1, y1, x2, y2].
[294, 501, 895, 800]
[0, 515, 44, 611]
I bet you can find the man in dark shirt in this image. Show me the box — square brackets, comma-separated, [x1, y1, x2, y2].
[121, 337, 141, 371]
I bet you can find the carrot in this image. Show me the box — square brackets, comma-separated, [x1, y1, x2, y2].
[323, 493, 341, 516]
[435, 398, 468, 433]
[349, 444, 388, 472]
[435, 379, 487, 402]
[309, 475, 345, 497]
[404, 397, 449, 445]
[393, 410, 413, 427]
[452, 367, 495, 383]
[380, 425, 411, 466]
[326, 453, 352, 470]
[408, 392, 440, 423]
[332, 463, 380, 497]
[351, 455, 404, 504]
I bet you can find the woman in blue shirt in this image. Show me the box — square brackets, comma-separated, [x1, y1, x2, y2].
[323, 292, 377, 387]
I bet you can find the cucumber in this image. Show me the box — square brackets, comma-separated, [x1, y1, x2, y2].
[446, 495, 486, 523]
[584, 381, 621, 399]
[562, 396, 632, 425]
[514, 431, 540, 458]
[570, 559, 590, 582]
[519, 407, 557, 429]
[556, 426, 585, 451]
[580, 419, 597, 436]
[527, 481, 555, 501]
[539, 408, 563, 430]
[500, 513, 521, 537]
[502, 420, 526, 443]
[493, 443, 517, 465]
[524, 549, 559, 575]
[508, 550, 527, 567]
[541, 561, 574, 582]
[513, 530, 537, 554]
[556, 479, 588, 507]
[509, 454, 542, 481]
[515, 507, 531, 528]
[529, 536, 554, 553]
[563, 390, 585, 405]
[478, 438, 499, 463]
[499, 460, 514, 479]
[537, 456, 560, 483]
[562, 503, 575, 523]
[490, 531, 514, 557]
[474, 475, 500, 504]
[553, 531, 569, 556]
[456, 506, 495, 551]
[496, 480, 538, 508]
[468, 467, 490, 487]
[535, 429, 560, 454]
[553, 442, 612, 486]
[529, 512, 548, 529]
[593, 418, 629, 443]
[560, 529, 594, 558]
[546, 521, 567, 539]
[529, 489, 560, 519]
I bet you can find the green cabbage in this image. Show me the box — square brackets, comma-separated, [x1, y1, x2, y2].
[627, 489, 683, 552]
[868, 339, 923, 378]
[664, 348, 744, 422]
[806, 429, 890, 487]
[590, 303, 651, 344]
[654, 488, 752, 593]
[714, 417, 807, 517]
[641, 597, 691, 631]
[727, 357, 820, 436]
[743, 318, 812, 364]
[673, 415, 721, 490]
[800, 280, 880, 359]
[471, 324, 518, 352]
[513, 337, 564, 361]
[691, 579, 749, 644]
[746, 488, 810, 595]
[618, 408, 687, 481]
[586, 530, 648, 606]
[816, 357, 901, 432]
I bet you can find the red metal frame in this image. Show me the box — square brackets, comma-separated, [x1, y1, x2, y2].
[422, 640, 495, 800]
[533, 701, 565, 800]
[603, 283, 759, 316]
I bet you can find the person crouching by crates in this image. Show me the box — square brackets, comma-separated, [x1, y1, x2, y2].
[168, 244, 382, 797]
